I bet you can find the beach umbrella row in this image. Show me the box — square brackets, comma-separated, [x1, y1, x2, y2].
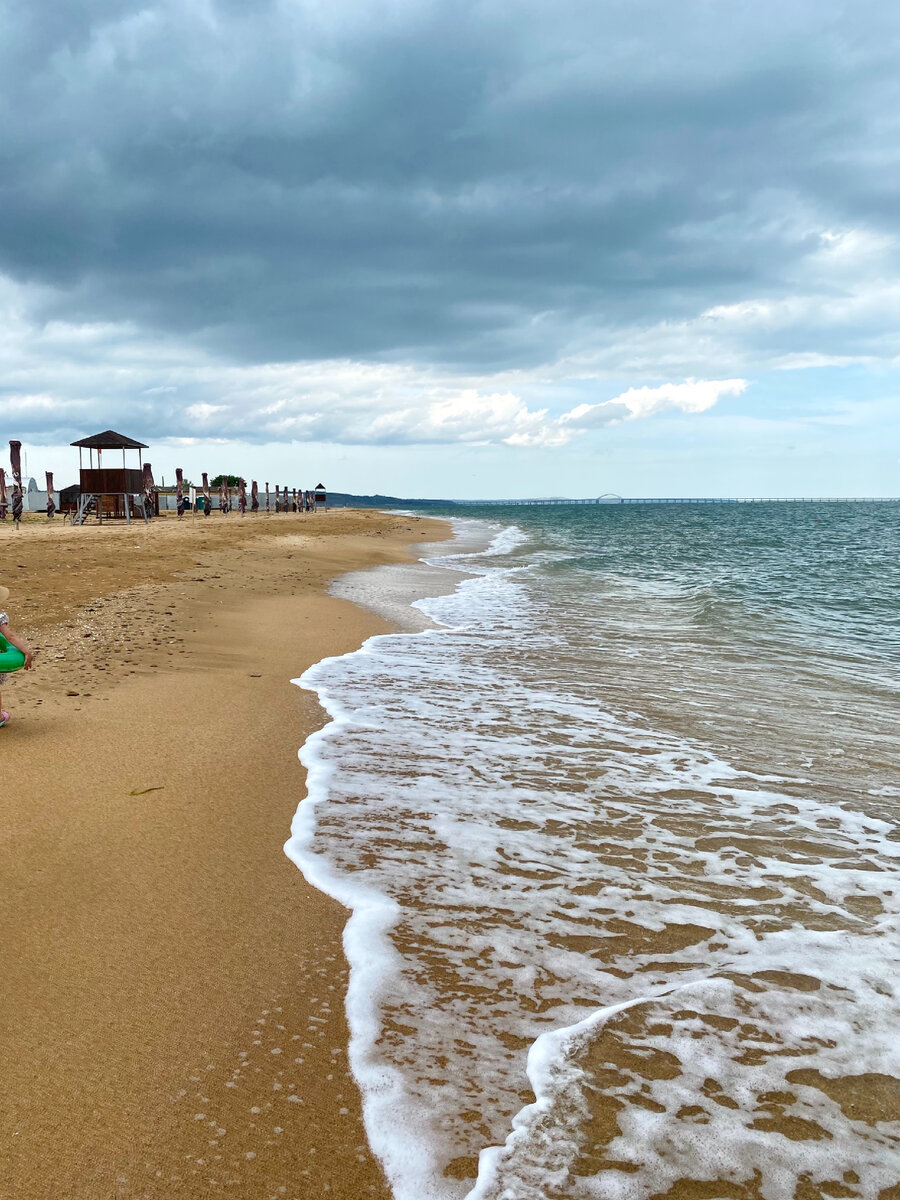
[199, 478, 311, 514]
[192, 476, 311, 514]
[166, 475, 327, 515]
[0, 441, 319, 524]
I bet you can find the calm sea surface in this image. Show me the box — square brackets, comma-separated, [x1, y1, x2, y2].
[287, 502, 900, 1200]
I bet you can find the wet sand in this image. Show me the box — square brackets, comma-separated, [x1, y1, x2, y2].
[0, 509, 449, 1200]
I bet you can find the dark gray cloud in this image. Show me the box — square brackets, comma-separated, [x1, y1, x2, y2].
[2, 0, 899, 381]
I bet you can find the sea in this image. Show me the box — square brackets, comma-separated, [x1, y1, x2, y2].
[285, 501, 900, 1200]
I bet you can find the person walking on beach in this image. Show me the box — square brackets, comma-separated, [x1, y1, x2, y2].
[0, 586, 34, 727]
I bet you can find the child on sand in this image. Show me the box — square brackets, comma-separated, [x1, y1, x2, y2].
[0, 585, 34, 727]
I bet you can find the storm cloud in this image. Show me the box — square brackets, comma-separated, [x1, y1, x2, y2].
[1, 0, 899, 445]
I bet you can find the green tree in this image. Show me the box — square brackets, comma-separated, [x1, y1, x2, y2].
[210, 474, 243, 487]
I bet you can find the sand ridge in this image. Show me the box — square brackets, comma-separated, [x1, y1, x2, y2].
[0, 508, 450, 1200]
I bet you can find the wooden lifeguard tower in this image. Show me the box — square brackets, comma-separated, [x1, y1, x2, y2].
[314, 483, 327, 510]
[71, 429, 157, 524]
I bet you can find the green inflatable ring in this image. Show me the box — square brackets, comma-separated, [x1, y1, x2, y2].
[0, 633, 25, 673]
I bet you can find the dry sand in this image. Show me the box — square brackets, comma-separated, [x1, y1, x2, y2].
[0, 508, 450, 1200]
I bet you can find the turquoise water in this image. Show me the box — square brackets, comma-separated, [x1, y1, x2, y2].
[290, 502, 900, 1200]
[436, 501, 900, 663]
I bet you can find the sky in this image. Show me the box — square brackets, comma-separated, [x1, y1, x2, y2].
[1, 0, 899, 498]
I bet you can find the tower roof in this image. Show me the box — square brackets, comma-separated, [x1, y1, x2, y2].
[70, 430, 149, 450]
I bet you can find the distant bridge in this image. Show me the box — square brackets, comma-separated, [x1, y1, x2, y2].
[453, 496, 900, 506]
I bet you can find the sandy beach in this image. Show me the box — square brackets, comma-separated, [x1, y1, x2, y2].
[0, 508, 450, 1200]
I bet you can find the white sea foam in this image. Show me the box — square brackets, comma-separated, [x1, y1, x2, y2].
[330, 518, 501, 631]
[286, 521, 526, 1198]
[285, 512, 900, 1200]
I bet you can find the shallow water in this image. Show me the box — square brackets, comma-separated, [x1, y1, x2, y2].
[286, 503, 900, 1200]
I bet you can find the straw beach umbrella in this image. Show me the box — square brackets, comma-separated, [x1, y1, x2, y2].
[176, 467, 185, 518]
[9, 441, 23, 526]
[202, 472, 212, 517]
[238, 478, 247, 515]
[251, 480, 259, 513]
[0, 468, 7, 520]
[46, 471, 56, 519]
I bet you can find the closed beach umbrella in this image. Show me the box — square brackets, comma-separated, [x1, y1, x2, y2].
[265, 482, 270, 513]
[219, 477, 229, 514]
[275, 484, 281, 512]
[9, 441, 23, 525]
[46, 471, 56, 519]
[176, 467, 185, 518]
[0, 468, 7, 520]
[142, 463, 155, 516]
[238, 478, 247, 515]
[251, 480, 259, 513]
[292, 487, 297, 511]
[202, 472, 212, 517]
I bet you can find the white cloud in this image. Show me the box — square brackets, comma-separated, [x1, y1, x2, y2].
[372, 390, 570, 447]
[560, 379, 748, 429]
[814, 228, 896, 269]
[185, 402, 228, 420]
